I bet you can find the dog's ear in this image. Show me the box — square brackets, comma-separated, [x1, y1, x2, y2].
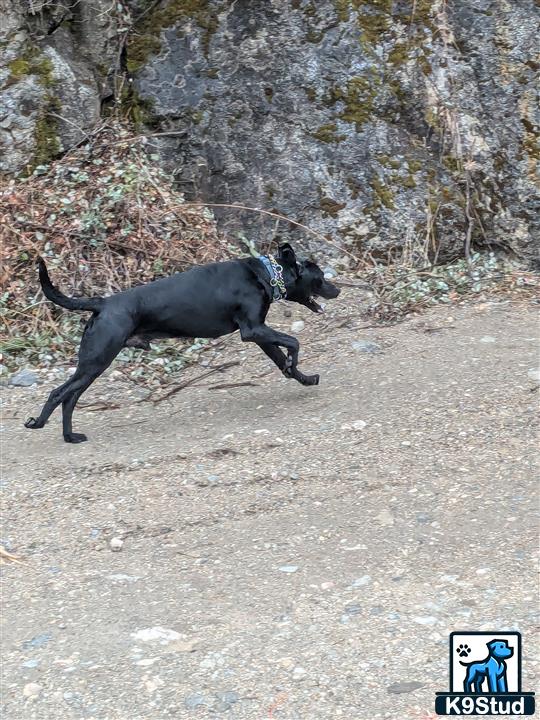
[277, 243, 297, 267]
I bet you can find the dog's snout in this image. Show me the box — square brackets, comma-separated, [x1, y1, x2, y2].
[326, 283, 341, 299]
[323, 282, 340, 299]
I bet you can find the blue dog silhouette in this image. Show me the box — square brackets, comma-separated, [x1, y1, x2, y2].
[460, 639, 513, 693]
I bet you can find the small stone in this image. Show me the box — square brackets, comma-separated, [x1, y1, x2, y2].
[479, 336, 496, 343]
[401, 440, 411, 446]
[292, 666, 307, 679]
[279, 565, 299, 573]
[185, 693, 210, 710]
[23, 682, 42, 698]
[144, 677, 165, 693]
[291, 320, 305, 333]
[278, 657, 294, 669]
[321, 581, 334, 590]
[109, 537, 124, 552]
[416, 512, 432, 524]
[323, 266, 338, 278]
[22, 633, 51, 649]
[476, 567, 490, 575]
[527, 368, 540, 383]
[214, 691, 240, 710]
[21, 659, 40, 669]
[9, 369, 39, 387]
[413, 616, 438, 625]
[132, 627, 182, 644]
[386, 681, 424, 694]
[168, 638, 201, 653]
[108, 574, 141, 583]
[376, 509, 394, 526]
[344, 603, 362, 616]
[351, 575, 371, 587]
[351, 340, 382, 354]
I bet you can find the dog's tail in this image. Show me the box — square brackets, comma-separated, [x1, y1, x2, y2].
[38, 258, 104, 313]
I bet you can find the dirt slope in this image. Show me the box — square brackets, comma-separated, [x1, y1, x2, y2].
[1, 290, 539, 719]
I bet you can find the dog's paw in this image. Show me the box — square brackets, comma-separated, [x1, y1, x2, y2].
[24, 417, 44, 429]
[457, 644, 471, 658]
[299, 373, 319, 386]
[64, 432, 88, 444]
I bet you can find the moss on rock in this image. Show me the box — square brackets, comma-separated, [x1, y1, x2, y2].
[311, 123, 346, 143]
[31, 95, 61, 169]
[326, 74, 380, 130]
[6, 45, 56, 88]
[320, 196, 346, 217]
[127, 0, 220, 72]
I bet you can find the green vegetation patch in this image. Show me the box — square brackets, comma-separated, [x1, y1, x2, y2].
[127, 0, 221, 72]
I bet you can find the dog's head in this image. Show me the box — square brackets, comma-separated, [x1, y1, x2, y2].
[276, 243, 340, 313]
[487, 640, 513, 660]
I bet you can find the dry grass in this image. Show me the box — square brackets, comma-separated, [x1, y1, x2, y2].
[0, 122, 230, 365]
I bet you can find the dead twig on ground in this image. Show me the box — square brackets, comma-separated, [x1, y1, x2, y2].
[154, 361, 240, 406]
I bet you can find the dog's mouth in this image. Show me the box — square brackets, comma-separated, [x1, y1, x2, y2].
[304, 297, 325, 314]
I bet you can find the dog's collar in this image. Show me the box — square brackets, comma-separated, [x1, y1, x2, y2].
[259, 255, 287, 301]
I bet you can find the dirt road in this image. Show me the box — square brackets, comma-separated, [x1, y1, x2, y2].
[1, 290, 539, 719]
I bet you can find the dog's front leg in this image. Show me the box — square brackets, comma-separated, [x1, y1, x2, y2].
[257, 342, 319, 386]
[236, 320, 319, 386]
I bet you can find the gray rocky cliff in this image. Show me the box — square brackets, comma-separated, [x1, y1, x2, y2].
[1, 0, 538, 265]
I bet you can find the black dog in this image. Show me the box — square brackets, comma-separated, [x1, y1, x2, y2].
[25, 244, 340, 443]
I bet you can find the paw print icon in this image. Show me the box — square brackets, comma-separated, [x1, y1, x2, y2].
[456, 643, 471, 658]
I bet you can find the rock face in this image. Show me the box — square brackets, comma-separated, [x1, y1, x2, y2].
[0, 0, 119, 173]
[1, 0, 539, 265]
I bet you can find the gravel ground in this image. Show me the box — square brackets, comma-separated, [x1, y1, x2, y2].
[1, 289, 539, 720]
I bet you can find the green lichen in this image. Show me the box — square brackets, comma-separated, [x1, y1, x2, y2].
[346, 176, 361, 199]
[31, 95, 61, 170]
[306, 28, 324, 43]
[119, 88, 158, 129]
[370, 176, 395, 209]
[326, 75, 380, 130]
[442, 155, 463, 173]
[396, 174, 417, 189]
[312, 123, 346, 143]
[191, 109, 204, 124]
[334, 0, 350, 22]
[6, 45, 56, 88]
[320, 196, 346, 217]
[377, 154, 401, 169]
[305, 87, 317, 102]
[127, 0, 220, 73]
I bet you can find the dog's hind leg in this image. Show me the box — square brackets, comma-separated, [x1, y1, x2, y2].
[25, 373, 84, 430]
[58, 320, 131, 443]
[26, 313, 132, 442]
[61, 375, 99, 443]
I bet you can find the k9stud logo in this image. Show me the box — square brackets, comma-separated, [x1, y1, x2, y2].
[435, 631, 535, 715]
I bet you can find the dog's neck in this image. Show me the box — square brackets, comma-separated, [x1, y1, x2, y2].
[259, 255, 288, 301]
